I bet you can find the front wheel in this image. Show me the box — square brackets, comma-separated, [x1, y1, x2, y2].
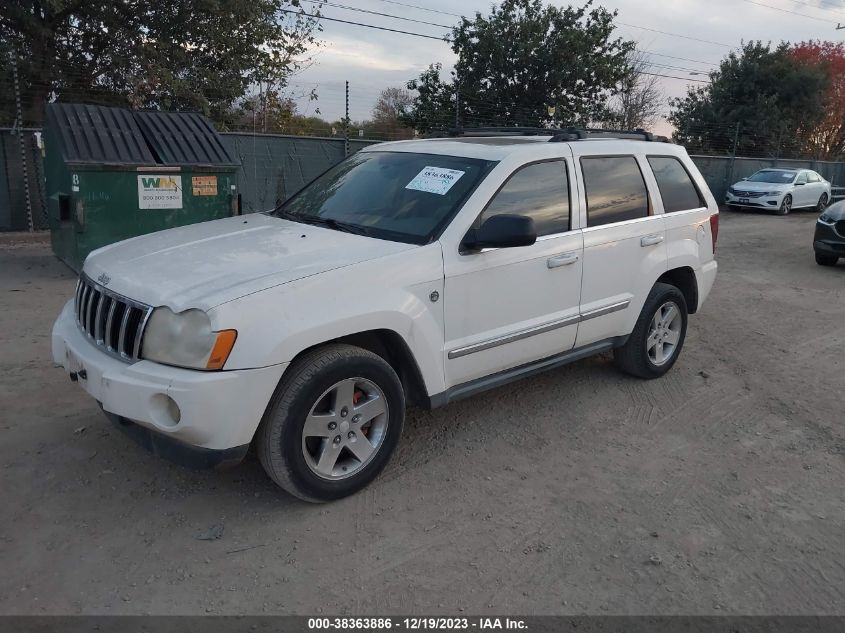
[256, 344, 405, 502]
[614, 283, 688, 379]
[777, 194, 792, 215]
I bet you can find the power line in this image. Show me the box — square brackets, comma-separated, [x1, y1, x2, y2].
[365, 0, 736, 49]
[641, 71, 711, 83]
[644, 52, 719, 68]
[280, 8, 449, 40]
[617, 22, 734, 48]
[303, 0, 454, 29]
[737, 0, 832, 22]
[370, 0, 464, 19]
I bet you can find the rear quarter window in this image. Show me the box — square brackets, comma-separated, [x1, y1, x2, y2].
[647, 156, 705, 213]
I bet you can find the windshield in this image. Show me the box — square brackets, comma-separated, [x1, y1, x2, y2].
[271, 151, 496, 244]
[747, 170, 796, 184]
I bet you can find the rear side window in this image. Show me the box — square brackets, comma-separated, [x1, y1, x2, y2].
[808, 172, 821, 183]
[479, 160, 570, 236]
[647, 156, 705, 213]
[581, 156, 650, 227]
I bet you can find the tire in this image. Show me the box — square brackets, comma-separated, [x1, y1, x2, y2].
[777, 194, 792, 215]
[614, 283, 688, 379]
[815, 252, 838, 266]
[256, 344, 405, 502]
[817, 193, 829, 213]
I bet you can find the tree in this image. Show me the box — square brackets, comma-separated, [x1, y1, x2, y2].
[404, 0, 633, 132]
[792, 41, 845, 160]
[0, 0, 322, 126]
[603, 48, 664, 130]
[669, 41, 829, 158]
[370, 87, 414, 140]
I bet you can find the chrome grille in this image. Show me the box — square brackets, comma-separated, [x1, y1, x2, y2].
[74, 275, 152, 361]
[731, 190, 767, 198]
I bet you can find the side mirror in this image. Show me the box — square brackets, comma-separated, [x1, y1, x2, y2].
[795, 181, 806, 186]
[741, 177, 748, 181]
[462, 214, 537, 251]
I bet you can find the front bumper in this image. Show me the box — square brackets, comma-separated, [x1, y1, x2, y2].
[725, 192, 781, 208]
[52, 300, 287, 457]
[814, 221, 845, 257]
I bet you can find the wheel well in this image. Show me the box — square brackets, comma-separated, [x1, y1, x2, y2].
[291, 329, 430, 409]
[657, 267, 698, 314]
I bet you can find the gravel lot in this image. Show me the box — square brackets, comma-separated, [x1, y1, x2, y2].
[1, 209, 843, 616]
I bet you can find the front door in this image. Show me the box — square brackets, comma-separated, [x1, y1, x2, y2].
[443, 159, 583, 388]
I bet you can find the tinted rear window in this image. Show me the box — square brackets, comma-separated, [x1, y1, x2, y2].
[648, 156, 705, 213]
[581, 156, 650, 227]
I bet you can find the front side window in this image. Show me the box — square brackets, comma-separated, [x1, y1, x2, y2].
[647, 156, 705, 213]
[477, 160, 570, 236]
[808, 172, 821, 183]
[796, 172, 808, 185]
[273, 151, 496, 244]
[582, 156, 650, 227]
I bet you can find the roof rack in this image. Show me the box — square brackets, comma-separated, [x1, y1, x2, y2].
[429, 126, 670, 143]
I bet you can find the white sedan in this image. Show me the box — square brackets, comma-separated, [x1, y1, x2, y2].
[725, 169, 831, 215]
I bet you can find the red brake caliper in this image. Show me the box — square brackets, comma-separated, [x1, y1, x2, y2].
[353, 389, 368, 437]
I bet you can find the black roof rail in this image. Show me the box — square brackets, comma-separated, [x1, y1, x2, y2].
[427, 126, 670, 143]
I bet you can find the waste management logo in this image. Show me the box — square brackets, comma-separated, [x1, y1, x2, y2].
[137, 175, 183, 209]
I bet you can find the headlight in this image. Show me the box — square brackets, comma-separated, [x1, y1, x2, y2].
[141, 307, 237, 370]
[819, 212, 836, 225]
[766, 191, 782, 196]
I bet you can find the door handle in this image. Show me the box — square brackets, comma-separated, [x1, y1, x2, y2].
[640, 234, 665, 247]
[547, 253, 579, 269]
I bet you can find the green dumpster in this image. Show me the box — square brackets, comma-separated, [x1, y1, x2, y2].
[45, 103, 241, 271]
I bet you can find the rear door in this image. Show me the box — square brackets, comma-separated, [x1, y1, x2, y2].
[571, 147, 667, 348]
[794, 171, 812, 207]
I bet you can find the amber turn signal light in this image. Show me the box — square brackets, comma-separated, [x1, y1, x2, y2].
[206, 330, 237, 370]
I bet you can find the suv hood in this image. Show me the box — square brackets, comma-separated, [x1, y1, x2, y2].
[83, 214, 416, 311]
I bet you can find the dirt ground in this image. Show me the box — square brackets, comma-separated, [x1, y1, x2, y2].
[0, 208, 843, 616]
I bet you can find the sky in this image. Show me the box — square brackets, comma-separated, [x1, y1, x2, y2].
[286, 0, 845, 134]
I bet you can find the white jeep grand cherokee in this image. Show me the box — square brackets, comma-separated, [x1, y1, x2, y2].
[52, 128, 719, 502]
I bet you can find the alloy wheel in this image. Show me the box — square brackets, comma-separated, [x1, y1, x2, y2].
[646, 301, 682, 366]
[301, 377, 389, 480]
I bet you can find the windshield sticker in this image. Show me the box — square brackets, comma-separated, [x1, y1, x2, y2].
[405, 166, 465, 195]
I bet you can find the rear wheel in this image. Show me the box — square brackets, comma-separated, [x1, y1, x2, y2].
[777, 194, 792, 215]
[815, 252, 838, 266]
[256, 344, 405, 502]
[614, 283, 688, 379]
[817, 193, 829, 213]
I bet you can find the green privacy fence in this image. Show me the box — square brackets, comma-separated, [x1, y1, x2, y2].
[4, 128, 845, 231]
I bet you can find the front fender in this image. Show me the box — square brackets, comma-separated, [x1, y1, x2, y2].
[210, 244, 447, 396]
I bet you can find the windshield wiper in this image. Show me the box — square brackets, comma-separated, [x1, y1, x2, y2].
[271, 209, 370, 236]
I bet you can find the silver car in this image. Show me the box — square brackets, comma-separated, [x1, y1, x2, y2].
[725, 168, 831, 215]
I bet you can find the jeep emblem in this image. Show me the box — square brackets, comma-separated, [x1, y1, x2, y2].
[97, 272, 111, 286]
